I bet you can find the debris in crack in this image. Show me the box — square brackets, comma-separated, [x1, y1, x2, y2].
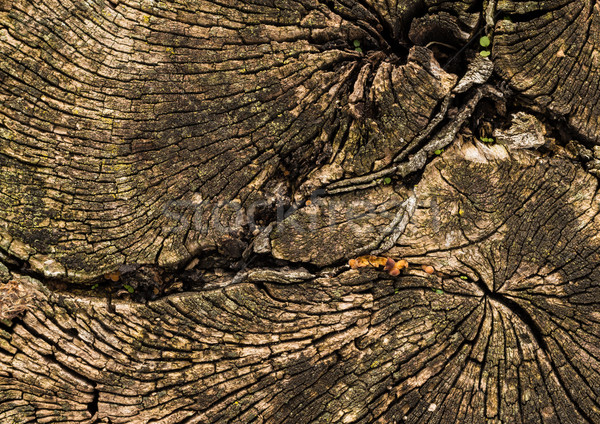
[492, 111, 546, 149]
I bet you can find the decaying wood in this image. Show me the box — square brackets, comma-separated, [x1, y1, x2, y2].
[495, 0, 600, 142]
[0, 0, 461, 282]
[1, 0, 600, 423]
[3, 143, 600, 423]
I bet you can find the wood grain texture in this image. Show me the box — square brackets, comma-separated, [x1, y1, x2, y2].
[1, 0, 600, 423]
[0, 0, 461, 281]
[495, 0, 600, 142]
[3, 144, 600, 423]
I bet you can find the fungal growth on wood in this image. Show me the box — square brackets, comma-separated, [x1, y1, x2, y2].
[1, 0, 600, 423]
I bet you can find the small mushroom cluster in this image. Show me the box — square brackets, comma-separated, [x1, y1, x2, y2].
[348, 255, 408, 276]
[104, 271, 121, 282]
[348, 256, 436, 277]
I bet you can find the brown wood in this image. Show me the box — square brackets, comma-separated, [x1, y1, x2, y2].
[1, 0, 600, 423]
[495, 0, 600, 143]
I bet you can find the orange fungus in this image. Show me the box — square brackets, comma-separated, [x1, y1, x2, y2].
[396, 259, 408, 270]
[422, 265, 435, 274]
[384, 258, 396, 272]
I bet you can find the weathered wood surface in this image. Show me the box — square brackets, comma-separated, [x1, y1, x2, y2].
[495, 0, 600, 143]
[1, 0, 600, 423]
[0, 0, 461, 281]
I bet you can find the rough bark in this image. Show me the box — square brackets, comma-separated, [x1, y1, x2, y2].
[1, 0, 600, 423]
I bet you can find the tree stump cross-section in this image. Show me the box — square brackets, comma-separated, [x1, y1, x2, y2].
[1, 0, 600, 423]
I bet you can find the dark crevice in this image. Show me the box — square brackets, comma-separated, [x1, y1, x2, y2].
[401, 166, 426, 189]
[465, 0, 484, 14]
[368, 13, 410, 59]
[240, 252, 323, 276]
[504, 10, 550, 24]
[430, 42, 465, 75]
[87, 387, 99, 416]
[317, 0, 409, 59]
[355, 285, 375, 296]
[503, 91, 596, 175]
[0, 251, 35, 280]
[473, 278, 548, 352]
[252, 280, 289, 304]
[63, 327, 79, 339]
[441, 9, 499, 73]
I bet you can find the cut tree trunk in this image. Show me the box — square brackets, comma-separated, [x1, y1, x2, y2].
[1, 0, 600, 423]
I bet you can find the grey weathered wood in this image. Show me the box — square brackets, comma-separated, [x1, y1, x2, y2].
[1, 0, 600, 423]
